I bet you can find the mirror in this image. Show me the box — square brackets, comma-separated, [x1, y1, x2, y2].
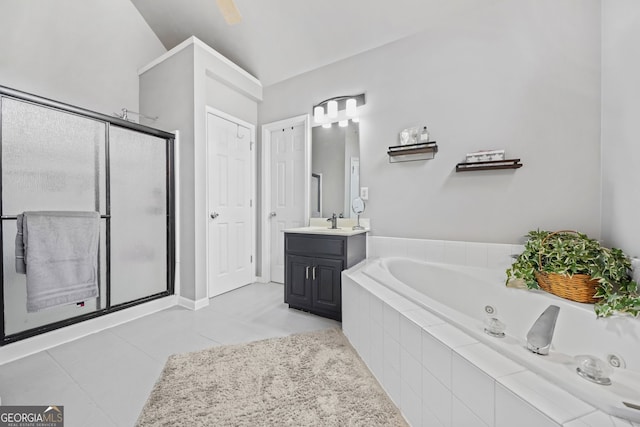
[311, 122, 360, 218]
[352, 197, 365, 215]
[351, 197, 365, 230]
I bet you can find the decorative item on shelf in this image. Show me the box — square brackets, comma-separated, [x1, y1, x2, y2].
[388, 141, 438, 163]
[420, 126, 430, 143]
[399, 127, 420, 145]
[506, 230, 640, 317]
[455, 158, 522, 172]
[313, 93, 365, 128]
[465, 149, 505, 163]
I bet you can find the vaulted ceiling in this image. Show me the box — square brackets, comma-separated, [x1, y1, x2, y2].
[130, 0, 481, 86]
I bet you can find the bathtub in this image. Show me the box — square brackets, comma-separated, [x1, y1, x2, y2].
[343, 257, 640, 425]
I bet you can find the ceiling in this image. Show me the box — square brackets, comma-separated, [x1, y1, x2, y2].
[130, 0, 478, 86]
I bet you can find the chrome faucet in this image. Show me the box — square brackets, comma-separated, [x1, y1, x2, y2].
[526, 305, 560, 355]
[327, 213, 338, 229]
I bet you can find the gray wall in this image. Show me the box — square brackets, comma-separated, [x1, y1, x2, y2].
[601, 0, 640, 257]
[259, 0, 602, 244]
[0, 0, 165, 115]
[139, 46, 196, 299]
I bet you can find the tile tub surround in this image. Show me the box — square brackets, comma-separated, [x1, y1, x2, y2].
[342, 239, 640, 427]
[367, 235, 524, 270]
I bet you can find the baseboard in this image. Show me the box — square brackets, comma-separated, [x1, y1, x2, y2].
[255, 275, 270, 284]
[0, 295, 178, 365]
[177, 296, 209, 311]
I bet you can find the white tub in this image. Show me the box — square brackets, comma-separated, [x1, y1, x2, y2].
[344, 257, 640, 425]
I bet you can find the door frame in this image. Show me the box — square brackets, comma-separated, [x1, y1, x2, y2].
[260, 114, 311, 283]
[204, 106, 257, 297]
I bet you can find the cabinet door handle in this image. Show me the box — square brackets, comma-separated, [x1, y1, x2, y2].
[305, 266, 309, 280]
[312, 266, 316, 280]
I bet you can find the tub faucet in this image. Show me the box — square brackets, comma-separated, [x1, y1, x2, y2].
[526, 305, 560, 355]
[327, 213, 338, 229]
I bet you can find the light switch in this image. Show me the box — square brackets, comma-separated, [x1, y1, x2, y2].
[360, 187, 369, 200]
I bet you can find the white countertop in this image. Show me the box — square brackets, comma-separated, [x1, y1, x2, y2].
[283, 226, 368, 236]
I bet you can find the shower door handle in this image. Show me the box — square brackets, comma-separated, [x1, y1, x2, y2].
[210, 212, 219, 219]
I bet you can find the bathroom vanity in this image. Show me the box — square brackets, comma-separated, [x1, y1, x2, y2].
[283, 227, 366, 321]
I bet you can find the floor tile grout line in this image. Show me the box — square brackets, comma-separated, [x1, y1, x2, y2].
[47, 329, 166, 426]
[45, 346, 121, 427]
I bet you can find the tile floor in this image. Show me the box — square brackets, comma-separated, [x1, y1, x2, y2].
[0, 282, 339, 426]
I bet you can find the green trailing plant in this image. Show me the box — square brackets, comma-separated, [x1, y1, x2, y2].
[506, 230, 640, 317]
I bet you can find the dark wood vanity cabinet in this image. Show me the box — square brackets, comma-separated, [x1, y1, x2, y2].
[284, 232, 366, 321]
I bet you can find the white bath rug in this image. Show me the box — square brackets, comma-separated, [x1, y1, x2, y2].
[136, 328, 407, 426]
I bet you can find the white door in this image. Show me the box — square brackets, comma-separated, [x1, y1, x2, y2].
[269, 124, 305, 283]
[207, 113, 253, 297]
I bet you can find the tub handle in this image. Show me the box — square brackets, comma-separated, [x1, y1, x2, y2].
[305, 266, 310, 280]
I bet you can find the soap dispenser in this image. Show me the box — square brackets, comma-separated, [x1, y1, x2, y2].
[420, 126, 430, 143]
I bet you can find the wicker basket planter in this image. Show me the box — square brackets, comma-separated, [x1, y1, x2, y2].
[507, 229, 640, 317]
[534, 230, 601, 304]
[533, 271, 600, 304]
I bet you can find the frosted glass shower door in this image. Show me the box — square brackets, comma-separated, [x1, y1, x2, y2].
[1, 85, 174, 346]
[1, 97, 107, 335]
[109, 126, 167, 305]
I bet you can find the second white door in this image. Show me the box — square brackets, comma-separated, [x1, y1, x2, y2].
[207, 112, 253, 297]
[269, 124, 305, 283]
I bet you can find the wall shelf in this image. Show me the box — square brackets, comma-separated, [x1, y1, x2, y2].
[388, 142, 438, 163]
[456, 158, 523, 172]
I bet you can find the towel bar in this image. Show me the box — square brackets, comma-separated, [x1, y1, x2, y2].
[1, 215, 111, 220]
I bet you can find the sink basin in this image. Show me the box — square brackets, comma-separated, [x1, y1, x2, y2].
[307, 226, 343, 231]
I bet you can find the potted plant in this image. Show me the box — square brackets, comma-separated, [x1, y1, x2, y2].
[506, 230, 640, 317]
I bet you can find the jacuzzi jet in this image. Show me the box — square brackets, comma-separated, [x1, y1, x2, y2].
[483, 317, 505, 338]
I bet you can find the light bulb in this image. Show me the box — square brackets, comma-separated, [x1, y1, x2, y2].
[352, 117, 360, 123]
[327, 100, 338, 118]
[313, 106, 324, 123]
[345, 98, 357, 117]
[338, 120, 348, 127]
[322, 123, 332, 129]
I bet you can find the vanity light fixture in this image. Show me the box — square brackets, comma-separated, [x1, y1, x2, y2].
[312, 93, 366, 126]
[327, 100, 338, 118]
[313, 106, 324, 123]
[345, 98, 357, 117]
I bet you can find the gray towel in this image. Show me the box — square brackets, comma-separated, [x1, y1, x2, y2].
[21, 211, 100, 312]
[15, 214, 26, 274]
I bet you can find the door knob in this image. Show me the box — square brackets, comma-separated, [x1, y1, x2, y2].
[269, 212, 276, 217]
[210, 212, 219, 219]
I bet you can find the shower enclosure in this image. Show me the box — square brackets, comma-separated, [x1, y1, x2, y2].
[0, 85, 175, 345]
